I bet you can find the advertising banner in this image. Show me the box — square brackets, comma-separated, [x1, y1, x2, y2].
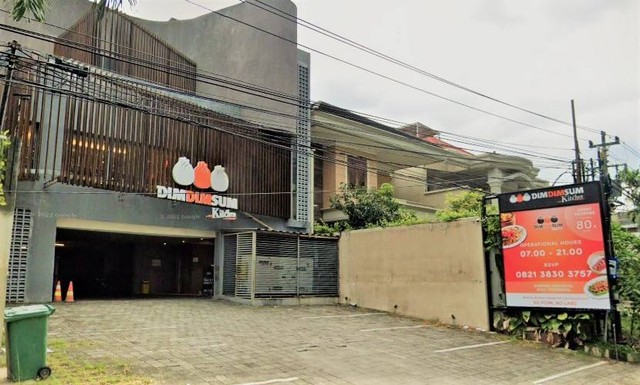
[498, 182, 611, 310]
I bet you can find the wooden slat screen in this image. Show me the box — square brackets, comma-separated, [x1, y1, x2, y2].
[3, 55, 292, 219]
[54, 10, 197, 93]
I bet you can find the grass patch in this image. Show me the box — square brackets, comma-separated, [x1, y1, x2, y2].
[13, 339, 154, 385]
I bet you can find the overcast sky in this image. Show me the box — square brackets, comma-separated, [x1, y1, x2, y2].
[123, 0, 640, 184]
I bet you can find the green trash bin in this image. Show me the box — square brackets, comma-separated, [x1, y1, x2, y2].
[4, 304, 55, 381]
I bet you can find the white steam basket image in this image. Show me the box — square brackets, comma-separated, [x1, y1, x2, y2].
[172, 157, 194, 186]
[211, 165, 229, 192]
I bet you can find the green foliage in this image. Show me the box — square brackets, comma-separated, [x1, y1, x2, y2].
[435, 191, 486, 221]
[613, 221, 640, 344]
[313, 221, 350, 236]
[435, 191, 500, 251]
[329, 183, 416, 230]
[5, 0, 48, 21]
[0, 131, 10, 206]
[6, 0, 137, 21]
[314, 183, 426, 235]
[493, 310, 596, 348]
[618, 167, 640, 223]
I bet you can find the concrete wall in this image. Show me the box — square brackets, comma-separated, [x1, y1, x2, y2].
[0, 0, 92, 53]
[339, 219, 489, 330]
[392, 167, 427, 203]
[2, 0, 299, 132]
[133, 0, 299, 132]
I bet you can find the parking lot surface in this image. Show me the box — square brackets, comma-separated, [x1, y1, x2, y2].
[48, 299, 640, 385]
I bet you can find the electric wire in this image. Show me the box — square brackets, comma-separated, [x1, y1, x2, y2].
[4, 71, 541, 195]
[2, 28, 628, 195]
[3, 8, 634, 162]
[183, 0, 586, 141]
[244, 0, 604, 135]
[0, 21, 617, 166]
[6, 50, 575, 171]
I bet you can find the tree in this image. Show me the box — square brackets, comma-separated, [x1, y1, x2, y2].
[618, 168, 640, 223]
[328, 183, 415, 230]
[435, 191, 485, 221]
[6, 0, 137, 22]
[612, 222, 640, 345]
[435, 190, 500, 250]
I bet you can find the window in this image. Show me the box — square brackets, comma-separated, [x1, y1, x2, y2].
[426, 170, 488, 192]
[347, 155, 367, 187]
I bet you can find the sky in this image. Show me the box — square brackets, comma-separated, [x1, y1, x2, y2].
[122, 0, 640, 185]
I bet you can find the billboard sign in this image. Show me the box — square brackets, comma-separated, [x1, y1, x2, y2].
[497, 182, 611, 310]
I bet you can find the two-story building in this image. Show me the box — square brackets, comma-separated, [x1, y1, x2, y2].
[0, 0, 333, 304]
[311, 101, 547, 222]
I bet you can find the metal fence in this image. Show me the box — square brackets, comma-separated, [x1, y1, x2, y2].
[222, 231, 338, 299]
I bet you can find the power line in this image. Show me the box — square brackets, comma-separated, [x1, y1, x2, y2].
[3, 59, 564, 195]
[4, 7, 633, 169]
[6, 49, 554, 173]
[2, 43, 580, 188]
[0, 16, 619, 164]
[243, 0, 603, 135]
[4, 66, 532, 196]
[0, 20, 305, 110]
[5, 42, 577, 171]
[183, 0, 585, 141]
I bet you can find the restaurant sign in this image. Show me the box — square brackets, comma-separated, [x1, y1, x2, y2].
[156, 157, 238, 220]
[497, 182, 611, 310]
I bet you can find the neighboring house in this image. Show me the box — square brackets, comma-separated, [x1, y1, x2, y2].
[311, 102, 547, 222]
[616, 212, 639, 236]
[0, 0, 335, 304]
[310, 102, 468, 221]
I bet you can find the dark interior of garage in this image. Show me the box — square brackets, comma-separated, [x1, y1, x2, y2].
[54, 229, 214, 299]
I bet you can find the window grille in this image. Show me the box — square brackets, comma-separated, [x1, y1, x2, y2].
[6, 209, 32, 303]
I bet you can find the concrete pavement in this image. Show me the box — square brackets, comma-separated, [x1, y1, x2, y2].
[45, 299, 640, 385]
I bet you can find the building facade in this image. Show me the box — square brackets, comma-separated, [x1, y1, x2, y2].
[0, 0, 332, 304]
[310, 102, 547, 222]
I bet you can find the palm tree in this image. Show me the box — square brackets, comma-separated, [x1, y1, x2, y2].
[8, 0, 137, 22]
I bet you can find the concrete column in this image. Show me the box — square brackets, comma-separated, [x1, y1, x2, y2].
[366, 160, 378, 189]
[487, 168, 504, 195]
[322, 150, 347, 209]
[214, 231, 224, 297]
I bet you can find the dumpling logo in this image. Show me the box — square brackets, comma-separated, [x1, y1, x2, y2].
[508, 193, 532, 204]
[157, 157, 237, 220]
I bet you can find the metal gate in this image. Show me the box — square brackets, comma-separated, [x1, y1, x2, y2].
[222, 231, 338, 299]
[6, 208, 32, 303]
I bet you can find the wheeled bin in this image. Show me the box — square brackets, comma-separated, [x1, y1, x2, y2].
[4, 304, 55, 381]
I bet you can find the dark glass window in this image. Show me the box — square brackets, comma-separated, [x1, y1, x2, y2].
[347, 155, 367, 187]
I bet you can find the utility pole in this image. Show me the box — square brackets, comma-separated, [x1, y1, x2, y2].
[588, 130, 621, 345]
[589, 131, 620, 190]
[571, 100, 582, 183]
[0, 41, 18, 132]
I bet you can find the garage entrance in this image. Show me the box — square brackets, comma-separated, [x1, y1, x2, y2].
[54, 229, 214, 299]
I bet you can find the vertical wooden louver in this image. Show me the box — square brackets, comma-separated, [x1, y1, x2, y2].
[54, 10, 197, 93]
[3, 54, 292, 219]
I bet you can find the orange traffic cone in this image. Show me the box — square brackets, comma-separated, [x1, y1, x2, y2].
[53, 281, 62, 302]
[65, 281, 75, 303]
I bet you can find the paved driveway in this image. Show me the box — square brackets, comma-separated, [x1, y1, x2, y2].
[48, 299, 640, 385]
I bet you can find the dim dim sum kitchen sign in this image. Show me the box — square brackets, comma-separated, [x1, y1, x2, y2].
[497, 182, 611, 310]
[156, 157, 238, 220]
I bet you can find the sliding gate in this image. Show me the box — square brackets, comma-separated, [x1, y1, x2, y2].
[222, 231, 338, 299]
